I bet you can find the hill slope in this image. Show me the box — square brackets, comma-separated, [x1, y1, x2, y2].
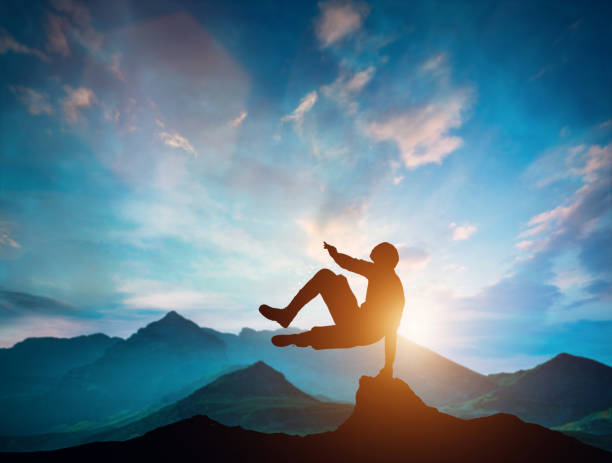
[443, 353, 612, 427]
[554, 408, 612, 435]
[0, 362, 353, 452]
[8, 374, 608, 462]
[0, 312, 227, 435]
[212, 326, 496, 405]
[0, 333, 121, 398]
[98, 361, 352, 440]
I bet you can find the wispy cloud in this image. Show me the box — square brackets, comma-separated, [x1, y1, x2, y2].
[118, 279, 239, 311]
[281, 90, 318, 129]
[0, 29, 49, 61]
[108, 52, 125, 82]
[9, 86, 53, 115]
[519, 143, 611, 240]
[529, 64, 552, 81]
[0, 222, 21, 249]
[295, 200, 373, 263]
[397, 245, 430, 270]
[51, 0, 90, 24]
[450, 222, 477, 241]
[315, 1, 369, 47]
[158, 130, 197, 156]
[0, 289, 74, 319]
[61, 85, 96, 124]
[321, 65, 375, 114]
[45, 1, 103, 59]
[45, 13, 71, 57]
[230, 110, 248, 127]
[366, 91, 471, 169]
[598, 119, 612, 129]
[420, 53, 449, 80]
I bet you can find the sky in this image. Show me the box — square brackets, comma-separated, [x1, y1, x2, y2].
[0, 0, 610, 373]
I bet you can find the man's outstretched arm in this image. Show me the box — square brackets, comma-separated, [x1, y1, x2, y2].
[323, 242, 372, 277]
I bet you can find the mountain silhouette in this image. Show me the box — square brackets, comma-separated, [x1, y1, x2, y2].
[555, 407, 612, 435]
[0, 312, 228, 435]
[109, 310, 225, 353]
[0, 362, 352, 452]
[3, 311, 610, 442]
[6, 374, 608, 462]
[205, 325, 496, 405]
[443, 353, 612, 427]
[0, 334, 120, 398]
[191, 360, 315, 399]
[94, 361, 351, 440]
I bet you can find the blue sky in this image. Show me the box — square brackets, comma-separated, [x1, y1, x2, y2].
[0, 0, 610, 373]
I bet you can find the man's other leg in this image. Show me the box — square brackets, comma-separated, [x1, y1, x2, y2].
[259, 268, 358, 328]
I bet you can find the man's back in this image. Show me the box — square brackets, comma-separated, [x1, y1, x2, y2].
[361, 266, 405, 332]
[330, 250, 405, 332]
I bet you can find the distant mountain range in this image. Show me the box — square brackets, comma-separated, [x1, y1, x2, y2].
[5, 373, 608, 462]
[0, 311, 228, 435]
[97, 360, 352, 440]
[0, 333, 120, 398]
[442, 353, 612, 427]
[554, 408, 612, 435]
[0, 362, 353, 452]
[0, 311, 610, 454]
[0, 311, 495, 436]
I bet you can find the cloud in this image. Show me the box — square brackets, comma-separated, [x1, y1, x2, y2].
[0, 290, 74, 319]
[9, 86, 53, 115]
[230, 110, 248, 127]
[523, 144, 586, 188]
[315, 1, 369, 47]
[104, 107, 120, 124]
[529, 65, 553, 81]
[398, 246, 430, 269]
[50, 0, 102, 52]
[45, 1, 103, 59]
[51, 0, 91, 26]
[61, 85, 96, 124]
[598, 119, 612, 129]
[0, 221, 20, 250]
[420, 53, 449, 80]
[45, 13, 71, 57]
[0, 315, 93, 348]
[159, 130, 197, 156]
[449, 222, 477, 241]
[366, 91, 471, 169]
[281, 90, 318, 129]
[118, 279, 240, 311]
[108, 52, 125, 81]
[0, 29, 49, 61]
[515, 240, 533, 250]
[295, 199, 374, 263]
[519, 143, 611, 240]
[321, 66, 375, 114]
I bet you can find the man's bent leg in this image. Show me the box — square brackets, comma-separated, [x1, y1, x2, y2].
[260, 268, 357, 328]
[320, 274, 358, 325]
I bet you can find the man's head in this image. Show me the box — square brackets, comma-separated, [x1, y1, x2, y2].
[370, 242, 399, 268]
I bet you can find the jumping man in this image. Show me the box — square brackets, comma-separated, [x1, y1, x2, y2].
[259, 241, 405, 377]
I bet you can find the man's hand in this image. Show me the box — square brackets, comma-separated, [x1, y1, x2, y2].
[323, 241, 337, 257]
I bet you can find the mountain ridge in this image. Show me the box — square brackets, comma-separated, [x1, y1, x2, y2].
[7, 373, 608, 462]
[442, 352, 612, 427]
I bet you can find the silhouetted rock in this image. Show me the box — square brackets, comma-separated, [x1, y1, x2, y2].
[8, 374, 609, 462]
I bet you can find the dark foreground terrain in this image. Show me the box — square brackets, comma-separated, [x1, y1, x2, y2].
[4, 374, 609, 462]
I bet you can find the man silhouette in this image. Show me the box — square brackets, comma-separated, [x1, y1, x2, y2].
[259, 241, 405, 377]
